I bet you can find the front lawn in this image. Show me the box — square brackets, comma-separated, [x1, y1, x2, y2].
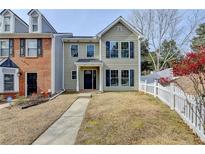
[76, 92, 202, 144]
[0, 93, 78, 145]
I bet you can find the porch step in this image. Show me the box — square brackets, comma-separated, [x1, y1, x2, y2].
[78, 93, 92, 98]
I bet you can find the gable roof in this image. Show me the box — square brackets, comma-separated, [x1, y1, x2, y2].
[0, 9, 29, 28]
[28, 9, 57, 33]
[97, 16, 143, 38]
[0, 58, 19, 68]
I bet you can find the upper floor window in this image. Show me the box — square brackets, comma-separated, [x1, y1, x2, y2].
[71, 44, 78, 57]
[106, 41, 134, 59]
[121, 42, 129, 58]
[32, 16, 38, 32]
[27, 39, 37, 57]
[106, 41, 118, 58]
[4, 16, 11, 32]
[0, 39, 9, 57]
[87, 44, 95, 57]
[19, 39, 42, 57]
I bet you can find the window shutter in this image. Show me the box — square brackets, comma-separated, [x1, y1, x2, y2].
[20, 39, 26, 57]
[9, 39, 14, 57]
[37, 39, 43, 56]
[130, 69, 134, 87]
[130, 41, 134, 59]
[106, 69, 110, 87]
[106, 41, 110, 58]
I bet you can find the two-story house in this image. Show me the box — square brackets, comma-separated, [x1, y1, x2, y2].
[0, 9, 72, 98]
[63, 17, 142, 92]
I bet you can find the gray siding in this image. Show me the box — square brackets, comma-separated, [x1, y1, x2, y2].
[54, 34, 71, 93]
[101, 22, 139, 91]
[42, 17, 56, 33]
[15, 17, 28, 33]
[64, 42, 99, 90]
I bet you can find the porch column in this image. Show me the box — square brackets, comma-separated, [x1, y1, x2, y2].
[76, 65, 79, 92]
[99, 65, 103, 92]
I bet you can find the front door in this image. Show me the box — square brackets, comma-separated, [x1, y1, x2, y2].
[84, 70, 96, 89]
[27, 73, 37, 96]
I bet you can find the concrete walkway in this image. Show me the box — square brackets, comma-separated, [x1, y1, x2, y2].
[32, 97, 90, 145]
[0, 103, 9, 109]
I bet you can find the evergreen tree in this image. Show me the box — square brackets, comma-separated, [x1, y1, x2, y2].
[191, 23, 205, 52]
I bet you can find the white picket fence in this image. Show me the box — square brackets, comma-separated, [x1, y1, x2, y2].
[140, 80, 205, 142]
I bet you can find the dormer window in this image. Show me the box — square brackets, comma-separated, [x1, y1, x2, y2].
[4, 16, 11, 32]
[32, 16, 38, 32]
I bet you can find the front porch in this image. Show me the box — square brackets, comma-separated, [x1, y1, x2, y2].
[74, 59, 103, 92]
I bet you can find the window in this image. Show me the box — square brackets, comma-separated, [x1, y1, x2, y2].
[121, 42, 129, 58]
[27, 39, 37, 57]
[71, 71, 76, 80]
[32, 16, 38, 32]
[121, 70, 129, 86]
[71, 45, 78, 57]
[4, 16, 10, 32]
[87, 44, 95, 57]
[4, 74, 14, 91]
[0, 40, 9, 56]
[111, 70, 118, 86]
[110, 42, 118, 58]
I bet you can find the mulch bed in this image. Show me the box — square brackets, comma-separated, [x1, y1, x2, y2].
[20, 97, 49, 109]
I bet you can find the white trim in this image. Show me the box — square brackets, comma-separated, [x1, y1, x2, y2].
[70, 44, 79, 58]
[76, 65, 79, 92]
[75, 62, 103, 67]
[97, 16, 143, 38]
[25, 72, 27, 96]
[99, 38, 102, 60]
[62, 40, 65, 90]
[138, 35, 141, 90]
[51, 36, 55, 94]
[86, 44, 95, 58]
[71, 70, 77, 80]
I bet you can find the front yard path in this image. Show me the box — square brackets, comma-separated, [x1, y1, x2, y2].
[76, 92, 203, 144]
[33, 97, 90, 145]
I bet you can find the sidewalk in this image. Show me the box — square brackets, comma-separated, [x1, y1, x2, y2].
[32, 97, 90, 145]
[0, 103, 9, 109]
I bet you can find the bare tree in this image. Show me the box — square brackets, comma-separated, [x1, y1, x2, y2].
[130, 9, 205, 71]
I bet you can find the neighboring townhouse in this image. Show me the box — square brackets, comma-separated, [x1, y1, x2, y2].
[0, 9, 72, 98]
[63, 16, 142, 92]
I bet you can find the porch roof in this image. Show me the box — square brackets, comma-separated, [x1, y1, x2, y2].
[0, 58, 19, 68]
[75, 59, 103, 66]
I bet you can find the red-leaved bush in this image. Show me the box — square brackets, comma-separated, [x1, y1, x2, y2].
[173, 49, 205, 77]
[173, 49, 205, 121]
[158, 77, 171, 85]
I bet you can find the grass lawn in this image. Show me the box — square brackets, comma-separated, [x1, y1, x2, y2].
[76, 92, 203, 144]
[0, 93, 78, 145]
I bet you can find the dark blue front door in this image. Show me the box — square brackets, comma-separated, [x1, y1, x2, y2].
[84, 70, 92, 89]
[84, 70, 96, 89]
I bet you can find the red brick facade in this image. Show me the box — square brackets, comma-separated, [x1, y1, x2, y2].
[10, 38, 51, 96]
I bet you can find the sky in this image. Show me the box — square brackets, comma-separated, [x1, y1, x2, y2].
[0, 9, 132, 36]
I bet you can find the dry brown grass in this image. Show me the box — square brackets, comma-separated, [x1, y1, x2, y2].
[0, 93, 78, 145]
[76, 92, 203, 145]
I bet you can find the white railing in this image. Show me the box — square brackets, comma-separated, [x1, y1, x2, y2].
[140, 80, 205, 142]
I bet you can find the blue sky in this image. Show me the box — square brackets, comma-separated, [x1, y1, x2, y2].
[0, 9, 132, 36]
